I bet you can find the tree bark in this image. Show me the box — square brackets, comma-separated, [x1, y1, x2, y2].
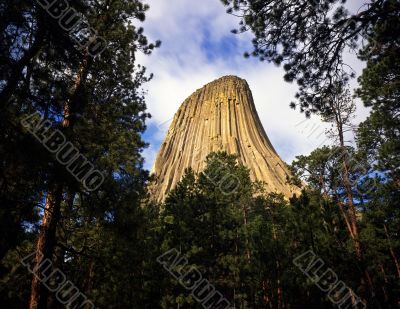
[83, 259, 95, 295]
[332, 101, 376, 303]
[262, 280, 273, 308]
[270, 213, 283, 309]
[383, 224, 400, 279]
[242, 205, 251, 260]
[378, 264, 389, 303]
[62, 53, 91, 128]
[29, 182, 63, 309]
[29, 51, 92, 308]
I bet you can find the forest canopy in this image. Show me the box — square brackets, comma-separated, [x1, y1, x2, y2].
[0, 0, 399, 308]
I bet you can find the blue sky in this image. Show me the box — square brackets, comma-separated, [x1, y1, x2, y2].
[138, 0, 370, 171]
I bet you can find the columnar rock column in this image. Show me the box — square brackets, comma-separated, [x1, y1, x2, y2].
[150, 75, 299, 201]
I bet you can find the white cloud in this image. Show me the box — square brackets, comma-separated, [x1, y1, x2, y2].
[137, 0, 370, 170]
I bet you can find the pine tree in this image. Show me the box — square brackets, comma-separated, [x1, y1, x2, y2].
[1, 1, 159, 307]
[222, 0, 400, 116]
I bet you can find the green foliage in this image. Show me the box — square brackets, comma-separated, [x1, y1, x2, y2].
[0, 0, 159, 307]
[0, 1, 398, 308]
[159, 152, 255, 307]
[149, 151, 400, 307]
[356, 11, 400, 182]
[222, 0, 400, 116]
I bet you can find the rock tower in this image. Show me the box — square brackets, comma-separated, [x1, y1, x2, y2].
[151, 75, 299, 201]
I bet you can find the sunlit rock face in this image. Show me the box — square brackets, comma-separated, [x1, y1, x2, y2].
[150, 75, 299, 201]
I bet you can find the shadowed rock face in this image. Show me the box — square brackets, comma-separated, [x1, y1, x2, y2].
[150, 75, 299, 201]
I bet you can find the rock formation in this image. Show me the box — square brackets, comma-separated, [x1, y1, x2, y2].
[150, 75, 299, 201]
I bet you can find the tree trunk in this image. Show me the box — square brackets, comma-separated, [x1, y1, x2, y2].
[62, 54, 91, 128]
[383, 224, 400, 279]
[340, 151, 361, 253]
[378, 264, 389, 303]
[271, 214, 283, 309]
[334, 108, 376, 304]
[29, 52, 91, 308]
[337, 125, 361, 254]
[83, 259, 95, 295]
[242, 205, 251, 260]
[262, 280, 273, 308]
[46, 190, 76, 309]
[29, 182, 63, 309]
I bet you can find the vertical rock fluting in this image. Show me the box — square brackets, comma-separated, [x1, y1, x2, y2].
[150, 75, 299, 201]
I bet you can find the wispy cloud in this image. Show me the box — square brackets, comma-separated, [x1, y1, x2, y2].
[138, 0, 370, 170]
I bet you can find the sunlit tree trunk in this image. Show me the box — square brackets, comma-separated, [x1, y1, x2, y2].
[29, 183, 63, 309]
[29, 54, 91, 308]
